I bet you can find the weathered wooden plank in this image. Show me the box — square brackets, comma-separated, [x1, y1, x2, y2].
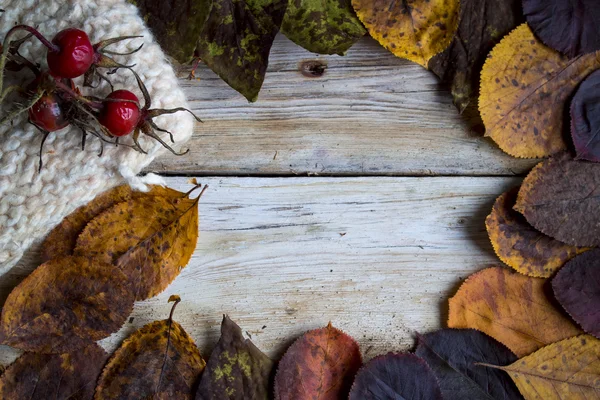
[0, 176, 519, 365]
[146, 35, 537, 176]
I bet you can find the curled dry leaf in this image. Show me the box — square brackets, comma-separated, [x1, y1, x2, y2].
[274, 322, 362, 400]
[570, 69, 600, 162]
[448, 266, 581, 357]
[482, 335, 600, 400]
[351, 0, 459, 68]
[486, 187, 586, 278]
[0, 256, 134, 353]
[349, 353, 442, 400]
[196, 0, 288, 101]
[281, 0, 366, 55]
[95, 296, 205, 400]
[479, 24, 600, 158]
[428, 0, 522, 113]
[552, 249, 600, 339]
[415, 329, 522, 400]
[75, 185, 202, 300]
[0, 343, 108, 400]
[515, 154, 600, 247]
[196, 315, 273, 400]
[523, 0, 600, 58]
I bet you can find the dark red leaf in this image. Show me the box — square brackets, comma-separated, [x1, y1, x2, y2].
[349, 353, 442, 400]
[415, 329, 523, 400]
[552, 249, 600, 339]
[523, 0, 600, 57]
[570, 69, 600, 162]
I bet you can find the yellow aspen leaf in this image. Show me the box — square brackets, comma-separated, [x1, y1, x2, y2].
[448, 266, 581, 357]
[482, 335, 600, 400]
[479, 23, 600, 158]
[351, 0, 459, 67]
[95, 297, 206, 400]
[486, 187, 587, 278]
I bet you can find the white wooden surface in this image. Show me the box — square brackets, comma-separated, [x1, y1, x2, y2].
[147, 35, 537, 176]
[0, 176, 519, 364]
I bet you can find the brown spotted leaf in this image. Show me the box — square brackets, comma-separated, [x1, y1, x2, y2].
[448, 266, 581, 357]
[351, 0, 459, 68]
[196, 315, 273, 400]
[75, 186, 201, 301]
[274, 322, 362, 400]
[0, 343, 108, 400]
[95, 297, 205, 400]
[515, 153, 600, 247]
[486, 187, 586, 278]
[482, 335, 600, 399]
[479, 24, 600, 158]
[428, 0, 522, 113]
[196, 0, 288, 101]
[0, 256, 134, 353]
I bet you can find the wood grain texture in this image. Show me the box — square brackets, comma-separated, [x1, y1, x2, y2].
[0, 176, 518, 365]
[146, 35, 537, 176]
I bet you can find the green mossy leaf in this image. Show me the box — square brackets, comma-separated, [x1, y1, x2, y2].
[281, 0, 366, 55]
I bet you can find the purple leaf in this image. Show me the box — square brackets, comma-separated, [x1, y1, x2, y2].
[570, 69, 600, 162]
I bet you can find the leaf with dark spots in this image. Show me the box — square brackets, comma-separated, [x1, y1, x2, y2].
[479, 24, 600, 158]
[196, 0, 288, 101]
[570, 69, 600, 162]
[448, 266, 581, 357]
[95, 296, 206, 400]
[523, 0, 600, 58]
[552, 249, 600, 339]
[351, 0, 459, 68]
[415, 329, 523, 400]
[0, 256, 134, 353]
[0, 343, 108, 400]
[196, 315, 273, 400]
[514, 153, 600, 247]
[280, 0, 366, 55]
[486, 187, 587, 278]
[133, 0, 211, 63]
[428, 0, 522, 113]
[348, 353, 442, 400]
[274, 322, 362, 400]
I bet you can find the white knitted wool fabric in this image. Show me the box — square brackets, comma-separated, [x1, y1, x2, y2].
[0, 0, 194, 272]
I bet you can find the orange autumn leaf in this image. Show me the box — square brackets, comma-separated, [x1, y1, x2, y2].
[479, 24, 600, 158]
[351, 0, 459, 68]
[448, 266, 581, 357]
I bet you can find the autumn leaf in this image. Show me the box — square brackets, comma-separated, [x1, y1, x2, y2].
[280, 0, 366, 55]
[514, 153, 600, 247]
[0, 256, 134, 353]
[196, 315, 273, 400]
[481, 335, 600, 399]
[428, 0, 522, 113]
[274, 322, 362, 400]
[41, 184, 135, 262]
[523, 0, 600, 58]
[75, 185, 203, 300]
[479, 24, 600, 158]
[351, 0, 459, 68]
[95, 296, 205, 400]
[0, 343, 108, 400]
[486, 187, 586, 278]
[196, 0, 288, 101]
[448, 266, 581, 357]
[552, 249, 600, 339]
[348, 353, 442, 400]
[415, 329, 522, 400]
[570, 69, 600, 163]
[134, 0, 211, 63]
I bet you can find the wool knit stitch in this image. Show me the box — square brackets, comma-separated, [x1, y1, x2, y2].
[0, 0, 194, 272]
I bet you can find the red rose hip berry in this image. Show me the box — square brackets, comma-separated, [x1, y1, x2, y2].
[99, 90, 141, 137]
[29, 93, 69, 132]
[46, 28, 94, 78]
